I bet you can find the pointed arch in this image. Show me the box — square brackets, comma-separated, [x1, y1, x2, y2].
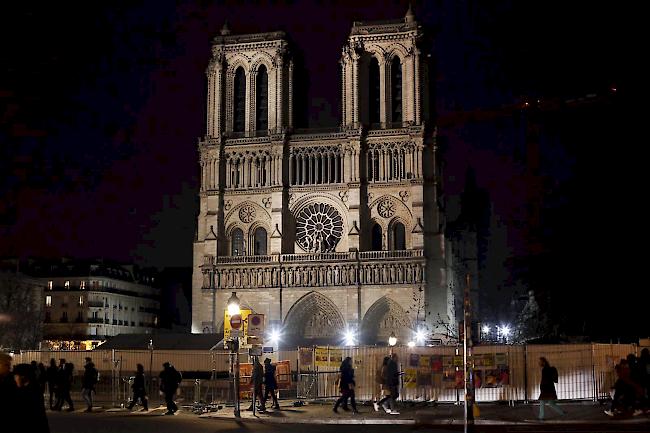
[371, 222, 383, 251]
[390, 221, 406, 250]
[255, 64, 269, 132]
[390, 56, 402, 124]
[368, 56, 380, 125]
[283, 291, 346, 346]
[361, 296, 412, 345]
[233, 66, 246, 133]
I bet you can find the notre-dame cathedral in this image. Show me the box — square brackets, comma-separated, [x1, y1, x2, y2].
[192, 7, 460, 346]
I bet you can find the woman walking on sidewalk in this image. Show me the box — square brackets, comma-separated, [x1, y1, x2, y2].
[537, 357, 566, 420]
[333, 357, 358, 414]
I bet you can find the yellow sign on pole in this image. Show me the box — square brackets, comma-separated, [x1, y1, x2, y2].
[224, 309, 252, 340]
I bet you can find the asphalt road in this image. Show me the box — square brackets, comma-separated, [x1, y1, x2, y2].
[47, 411, 648, 433]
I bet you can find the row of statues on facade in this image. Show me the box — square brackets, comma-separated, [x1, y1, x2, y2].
[204, 262, 425, 289]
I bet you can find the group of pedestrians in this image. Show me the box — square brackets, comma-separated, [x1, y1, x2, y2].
[0, 352, 50, 433]
[331, 352, 402, 416]
[247, 357, 280, 412]
[606, 349, 650, 417]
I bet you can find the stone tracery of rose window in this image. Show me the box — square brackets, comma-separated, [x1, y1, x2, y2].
[295, 203, 344, 253]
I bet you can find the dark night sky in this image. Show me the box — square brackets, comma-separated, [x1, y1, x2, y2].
[0, 1, 642, 337]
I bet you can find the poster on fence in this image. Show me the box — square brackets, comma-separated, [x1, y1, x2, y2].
[442, 368, 456, 388]
[315, 347, 329, 367]
[404, 368, 418, 389]
[431, 355, 443, 373]
[329, 348, 343, 367]
[299, 347, 313, 371]
[453, 355, 463, 367]
[455, 370, 464, 389]
[417, 355, 432, 386]
[495, 352, 507, 366]
[409, 353, 420, 368]
[475, 353, 495, 368]
[474, 370, 483, 388]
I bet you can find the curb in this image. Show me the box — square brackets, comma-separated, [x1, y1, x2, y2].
[199, 413, 650, 426]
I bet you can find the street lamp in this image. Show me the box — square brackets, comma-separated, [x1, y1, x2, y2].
[226, 291, 241, 418]
[227, 291, 241, 316]
[388, 332, 397, 347]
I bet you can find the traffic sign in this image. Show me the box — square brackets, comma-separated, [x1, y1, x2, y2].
[230, 314, 243, 329]
[247, 314, 265, 336]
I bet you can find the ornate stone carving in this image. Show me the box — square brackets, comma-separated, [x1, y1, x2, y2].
[262, 197, 272, 208]
[239, 205, 256, 223]
[377, 197, 396, 218]
[295, 203, 344, 253]
[399, 190, 409, 202]
[338, 190, 349, 203]
[224, 200, 232, 211]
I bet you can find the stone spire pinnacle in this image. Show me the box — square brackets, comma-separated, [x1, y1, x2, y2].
[405, 3, 415, 23]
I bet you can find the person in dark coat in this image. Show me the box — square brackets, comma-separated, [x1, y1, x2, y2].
[53, 360, 74, 411]
[0, 353, 18, 433]
[246, 357, 263, 411]
[260, 358, 279, 411]
[37, 363, 47, 396]
[13, 363, 50, 433]
[333, 357, 358, 414]
[159, 362, 181, 415]
[81, 358, 98, 412]
[380, 353, 400, 415]
[538, 357, 565, 420]
[46, 359, 58, 410]
[127, 364, 148, 411]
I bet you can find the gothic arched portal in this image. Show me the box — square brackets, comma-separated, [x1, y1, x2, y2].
[283, 291, 346, 346]
[361, 296, 412, 345]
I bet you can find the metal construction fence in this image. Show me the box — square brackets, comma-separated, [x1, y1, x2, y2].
[9, 343, 638, 406]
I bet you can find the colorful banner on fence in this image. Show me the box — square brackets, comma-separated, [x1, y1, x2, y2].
[299, 347, 313, 371]
[314, 346, 343, 368]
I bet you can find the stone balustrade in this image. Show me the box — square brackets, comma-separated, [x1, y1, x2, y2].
[201, 249, 425, 290]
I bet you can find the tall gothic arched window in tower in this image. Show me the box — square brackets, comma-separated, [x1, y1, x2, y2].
[256, 65, 268, 133]
[233, 67, 246, 133]
[391, 57, 402, 124]
[369, 57, 380, 125]
[371, 223, 383, 251]
[391, 222, 406, 250]
[231, 228, 244, 256]
[253, 227, 267, 255]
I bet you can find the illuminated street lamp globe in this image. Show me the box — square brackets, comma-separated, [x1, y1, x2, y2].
[227, 291, 241, 316]
[388, 332, 397, 347]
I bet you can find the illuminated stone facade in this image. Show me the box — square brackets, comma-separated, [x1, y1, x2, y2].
[192, 8, 455, 345]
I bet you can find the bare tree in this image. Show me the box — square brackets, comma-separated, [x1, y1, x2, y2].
[0, 273, 43, 349]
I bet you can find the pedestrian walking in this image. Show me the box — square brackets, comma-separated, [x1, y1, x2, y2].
[127, 364, 148, 411]
[159, 362, 182, 415]
[53, 359, 74, 412]
[13, 363, 50, 433]
[81, 357, 98, 412]
[46, 359, 58, 410]
[333, 357, 358, 414]
[246, 357, 263, 411]
[260, 358, 279, 411]
[373, 357, 390, 412]
[37, 363, 47, 396]
[537, 357, 565, 420]
[379, 353, 400, 415]
[0, 353, 18, 433]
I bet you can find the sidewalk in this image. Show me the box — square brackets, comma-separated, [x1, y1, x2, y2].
[199, 400, 650, 425]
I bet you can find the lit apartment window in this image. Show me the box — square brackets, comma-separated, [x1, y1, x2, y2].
[64, 281, 70, 289]
[78, 296, 84, 306]
[80, 281, 86, 290]
[47, 281, 52, 290]
[45, 296, 52, 307]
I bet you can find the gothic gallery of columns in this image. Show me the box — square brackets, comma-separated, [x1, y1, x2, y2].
[192, 10, 454, 346]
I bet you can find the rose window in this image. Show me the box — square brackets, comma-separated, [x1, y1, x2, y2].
[377, 198, 396, 218]
[295, 203, 343, 253]
[239, 205, 256, 223]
